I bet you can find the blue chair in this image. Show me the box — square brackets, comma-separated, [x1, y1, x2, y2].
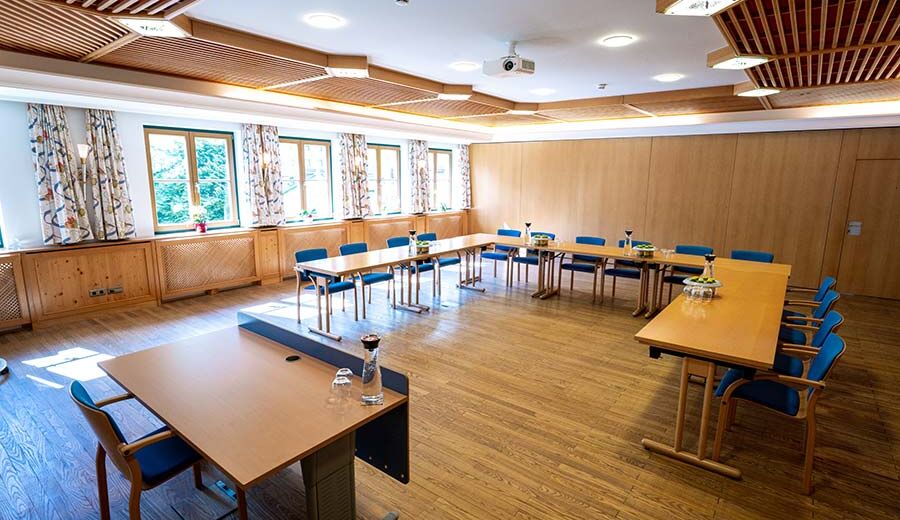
[418, 232, 461, 296]
[784, 277, 837, 320]
[481, 229, 521, 285]
[558, 236, 606, 302]
[295, 248, 357, 333]
[731, 249, 775, 263]
[338, 242, 394, 319]
[602, 239, 651, 303]
[387, 236, 435, 303]
[70, 381, 206, 520]
[772, 310, 844, 377]
[513, 232, 555, 284]
[714, 332, 846, 494]
[661, 245, 714, 302]
[783, 289, 840, 325]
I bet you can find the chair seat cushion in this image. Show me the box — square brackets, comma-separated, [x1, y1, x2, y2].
[410, 262, 434, 273]
[359, 272, 393, 285]
[779, 326, 807, 345]
[134, 427, 202, 488]
[437, 256, 461, 267]
[561, 262, 597, 273]
[715, 370, 800, 416]
[513, 256, 539, 266]
[662, 274, 688, 285]
[481, 251, 510, 261]
[313, 280, 355, 294]
[604, 268, 641, 279]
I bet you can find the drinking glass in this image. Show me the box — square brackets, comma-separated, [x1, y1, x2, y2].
[331, 375, 352, 400]
[701, 287, 714, 303]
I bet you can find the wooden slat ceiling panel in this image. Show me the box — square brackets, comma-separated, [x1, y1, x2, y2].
[449, 113, 557, 127]
[0, 0, 130, 60]
[717, 0, 900, 89]
[385, 99, 508, 118]
[37, 0, 200, 17]
[274, 77, 437, 107]
[769, 79, 900, 107]
[630, 95, 764, 116]
[97, 37, 328, 88]
[536, 104, 647, 121]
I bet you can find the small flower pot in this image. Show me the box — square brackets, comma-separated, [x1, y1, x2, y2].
[195, 222, 207, 233]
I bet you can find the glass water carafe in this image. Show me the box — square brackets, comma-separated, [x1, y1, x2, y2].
[361, 334, 384, 405]
[408, 229, 417, 255]
[702, 253, 717, 279]
[525, 222, 532, 243]
[624, 229, 633, 256]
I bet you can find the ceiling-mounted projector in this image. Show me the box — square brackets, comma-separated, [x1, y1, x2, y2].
[483, 41, 535, 77]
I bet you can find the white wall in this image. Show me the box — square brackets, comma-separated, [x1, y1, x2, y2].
[0, 99, 456, 248]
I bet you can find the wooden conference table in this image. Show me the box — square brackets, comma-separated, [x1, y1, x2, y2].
[100, 326, 409, 520]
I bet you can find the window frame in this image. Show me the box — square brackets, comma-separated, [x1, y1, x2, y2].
[144, 127, 239, 233]
[428, 148, 454, 212]
[278, 137, 334, 221]
[367, 143, 403, 215]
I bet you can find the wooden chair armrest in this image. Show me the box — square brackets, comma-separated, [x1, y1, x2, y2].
[786, 287, 817, 294]
[754, 373, 825, 390]
[781, 323, 819, 331]
[778, 345, 818, 359]
[94, 393, 134, 408]
[778, 342, 814, 350]
[120, 430, 176, 457]
[785, 316, 823, 324]
[784, 300, 818, 307]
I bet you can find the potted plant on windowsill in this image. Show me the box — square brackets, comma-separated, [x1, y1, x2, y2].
[190, 205, 208, 233]
[300, 209, 317, 224]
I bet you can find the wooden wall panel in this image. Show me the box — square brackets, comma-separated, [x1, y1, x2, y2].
[278, 223, 349, 278]
[364, 216, 417, 250]
[724, 131, 844, 287]
[426, 211, 466, 239]
[820, 131, 861, 280]
[258, 229, 282, 285]
[837, 160, 900, 299]
[644, 135, 738, 253]
[470, 142, 523, 234]
[0, 253, 30, 330]
[857, 128, 900, 160]
[155, 232, 259, 300]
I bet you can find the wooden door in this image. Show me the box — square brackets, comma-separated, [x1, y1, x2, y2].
[837, 160, 900, 298]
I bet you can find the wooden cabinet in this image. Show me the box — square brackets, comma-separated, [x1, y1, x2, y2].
[22, 242, 157, 325]
[0, 253, 30, 331]
[154, 231, 260, 300]
[258, 229, 282, 285]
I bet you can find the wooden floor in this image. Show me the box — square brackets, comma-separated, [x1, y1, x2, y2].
[1, 266, 899, 520]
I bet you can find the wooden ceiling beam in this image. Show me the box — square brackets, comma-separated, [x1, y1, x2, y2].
[79, 31, 140, 62]
[189, 18, 328, 67]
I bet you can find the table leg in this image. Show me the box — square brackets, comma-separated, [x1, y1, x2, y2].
[457, 249, 486, 292]
[296, 272, 303, 323]
[531, 250, 547, 298]
[395, 262, 428, 314]
[539, 252, 560, 300]
[641, 358, 742, 478]
[645, 264, 661, 318]
[632, 263, 649, 317]
[237, 488, 248, 520]
[308, 277, 342, 342]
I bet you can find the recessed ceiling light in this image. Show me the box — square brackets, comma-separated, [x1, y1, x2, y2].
[508, 109, 537, 116]
[530, 88, 556, 96]
[449, 61, 480, 72]
[118, 18, 189, 37]
[736, 87, 781, 97]
[302, 13, 347, 29]
[712, 55, 770, 70]
[598, 34, 636, 48]
[437, 93, 472, 101]
[653, 73, 685, 82]
[660, 0, 739, 16]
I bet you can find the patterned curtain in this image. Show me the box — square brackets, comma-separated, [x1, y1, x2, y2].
[84, 109, 136, 240]
[241, 124, 285, 227]
[409, 139, 430, 214]
[339, 133, 371, 219]
[26, 104, 93, 245]
[456, 144, 472, 209]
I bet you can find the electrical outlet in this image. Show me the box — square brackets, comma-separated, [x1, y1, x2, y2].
[88, 288, 107, 297]
[108, 286, 124, 295]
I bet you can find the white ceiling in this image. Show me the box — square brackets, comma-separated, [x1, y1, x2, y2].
[188, 0, 749, 102]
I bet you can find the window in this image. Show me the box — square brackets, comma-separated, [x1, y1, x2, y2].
[366, 144, 402, 214]
[428, 149, 453, 211]
[279, 138, 333, 220]
[145, 128, 238, 232]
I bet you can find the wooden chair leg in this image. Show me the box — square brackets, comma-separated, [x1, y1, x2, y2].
[668, 283, 673, 303]
[592, 269, 599, 303]
[353, 285, 359, 321]
[612, 277, 617, 302]
[802, 413, 817, 494]
[128, 481, 142, 520]
[600, 270, 606, 303]
[570, 270, 575, 291]
[726, 399, 737, 429]
[525, 264, 529, 283]
[96, 444, 111, 520]
[712, 399, 729, 461]
[192, 463, 203, 490]
[237, 488, 248, 520]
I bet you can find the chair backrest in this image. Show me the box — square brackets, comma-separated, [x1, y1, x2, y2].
[386, 236, 408, 248]
[675, 244, 714, 256]
[815, 276, 837, 301]
[295, 248, 329, 281]
[731, 249, 774, 263]
[806, 333, 846, 388]
[813, 290, 840, 319]
[69, 381, 131, 476]
[576, 236, 605, 246]
[418, 232, 437, 241]
[811, 310, 844, 348]
[496, 229, 521, 252]
[339, 242, 368, 256]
